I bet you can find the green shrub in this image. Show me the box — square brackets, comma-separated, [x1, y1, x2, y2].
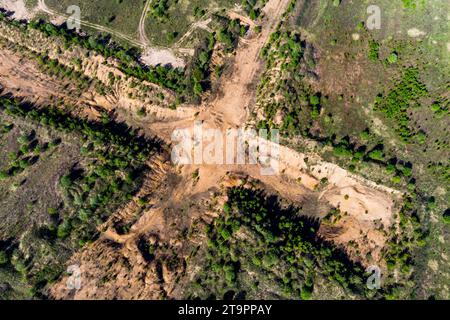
[368, 150, 384, 161]
[0, 251, 8, 265]
[387, 52, 398, 64]
[443, 210, 450, 224]
[368, 40, 380, 61]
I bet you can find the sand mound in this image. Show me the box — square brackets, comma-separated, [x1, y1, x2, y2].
[0, 0, 34, 20]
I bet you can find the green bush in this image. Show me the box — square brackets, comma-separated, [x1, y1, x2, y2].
[368, 150, 384, 161]
[0, 251, 8, 265]
[443, 210, 450, 224]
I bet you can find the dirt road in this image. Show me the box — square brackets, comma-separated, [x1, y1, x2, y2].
[197, 0, 291, 129]
[138, 0, 152, 46]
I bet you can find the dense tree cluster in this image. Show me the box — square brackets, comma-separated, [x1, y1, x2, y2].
[430, 99, 449, 118]
[214, 16, 248, 53]
[258, 30, 321, 136]
[33, 51, 94, 91]
[187, 16, 248, 100]
[189, 187, 371, 299]
[368, 40, 380, 61]
[0, 95, 160, 250]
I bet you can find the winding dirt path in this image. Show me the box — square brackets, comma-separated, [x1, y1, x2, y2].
[138, 0, 152, 46]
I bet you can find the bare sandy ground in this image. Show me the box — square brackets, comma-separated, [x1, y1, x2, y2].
[140, 48, 186, 68]
[0, 48, 83, 106]
[195, 0, 291, 129]
[0, 0, 34, 19]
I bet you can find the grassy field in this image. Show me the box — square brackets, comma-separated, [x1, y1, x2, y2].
[0, 115, 82, 238]
[294, 0, 449, 140]
[144, 0, 236, 47]
[40, 0, 241, 48]
[0, 110, 82, 298]
[45, 0, 146, 37]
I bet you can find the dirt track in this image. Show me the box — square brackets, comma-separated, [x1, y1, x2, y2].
[138, 0, 152, 46]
